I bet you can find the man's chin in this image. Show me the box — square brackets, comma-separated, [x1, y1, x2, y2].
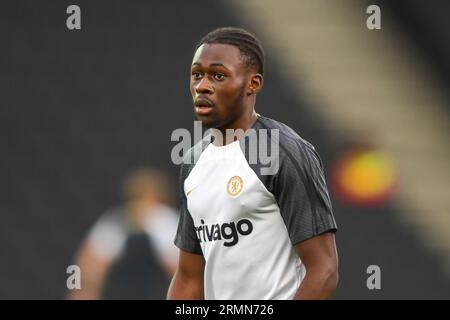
[194, 114, 220, 129]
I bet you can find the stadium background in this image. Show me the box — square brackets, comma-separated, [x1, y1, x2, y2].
[1, 0, 449, 299]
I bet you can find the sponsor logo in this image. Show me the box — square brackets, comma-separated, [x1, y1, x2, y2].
[195, 218, 253, 247]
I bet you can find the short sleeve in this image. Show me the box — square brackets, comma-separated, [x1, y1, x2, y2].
[275, 141, 337, 245]
[87, 211, 127, 260]
[174, 164, 203, 255]
[144, 205, 180, 266]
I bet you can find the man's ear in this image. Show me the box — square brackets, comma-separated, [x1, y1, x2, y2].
[247, 73, 263, 95]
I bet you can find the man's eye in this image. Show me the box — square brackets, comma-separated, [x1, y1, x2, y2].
[192, 72, 202, 79]
[214, 73, 225, 81]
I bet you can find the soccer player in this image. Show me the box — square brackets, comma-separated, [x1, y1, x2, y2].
[167, 27, 338, 300]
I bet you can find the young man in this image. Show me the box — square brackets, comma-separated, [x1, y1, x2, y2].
[168, 27, 338, 300]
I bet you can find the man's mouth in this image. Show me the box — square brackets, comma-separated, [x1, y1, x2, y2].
[194, 98, 214, 115]
[195, 105, 213, 115]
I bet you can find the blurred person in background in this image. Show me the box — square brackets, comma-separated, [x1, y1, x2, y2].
[67, 168, 179, 300]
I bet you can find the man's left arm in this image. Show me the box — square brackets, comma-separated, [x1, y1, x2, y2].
[272, 140, 339, 299]
[293, 231, 338, 300]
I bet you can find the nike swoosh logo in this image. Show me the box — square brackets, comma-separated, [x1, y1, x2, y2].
[186, 186, 197, 197]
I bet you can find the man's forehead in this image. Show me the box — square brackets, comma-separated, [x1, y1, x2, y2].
[192, 43, 243, 67]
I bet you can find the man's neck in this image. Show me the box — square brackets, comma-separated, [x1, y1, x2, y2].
[211, 110, 259, 146]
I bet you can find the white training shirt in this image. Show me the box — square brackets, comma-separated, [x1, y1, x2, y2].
[174, 116, 337, 300]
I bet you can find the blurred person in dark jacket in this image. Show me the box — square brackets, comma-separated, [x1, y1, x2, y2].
[68, 168, 179, 300]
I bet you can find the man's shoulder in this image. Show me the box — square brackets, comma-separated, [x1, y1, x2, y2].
[256, 116, 318, 163]
[179, 133, 211, 179]
[98, 206, 128, 224]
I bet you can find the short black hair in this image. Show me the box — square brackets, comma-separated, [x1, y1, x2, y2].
[196, 27, 265, 75]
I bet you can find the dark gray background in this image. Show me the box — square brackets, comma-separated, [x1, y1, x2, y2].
[1, 0, 449, 299]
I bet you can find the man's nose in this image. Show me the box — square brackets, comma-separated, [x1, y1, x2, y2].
[195, 77, 213, 94]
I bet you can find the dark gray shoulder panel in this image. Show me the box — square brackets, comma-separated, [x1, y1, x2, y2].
[240, 116, 337, 245]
